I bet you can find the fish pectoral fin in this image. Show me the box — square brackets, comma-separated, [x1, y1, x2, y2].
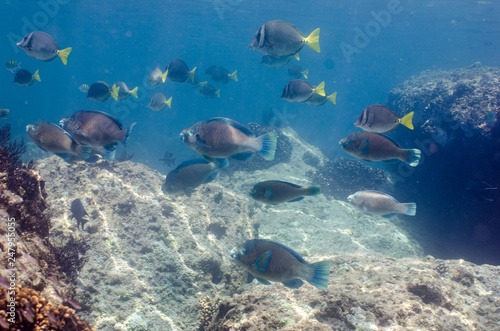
[282, 279, 304, 289]
[195, 134, 211, 148]
[263, 188, 273, 200]
[256, 277, 271, 285]
[357, 139, 369, 154]
[288, 197, 304, 203]
[230, 152, 252, 161]
[252, 251, 272, 273]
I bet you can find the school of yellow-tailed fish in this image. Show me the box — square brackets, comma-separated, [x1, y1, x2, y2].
[7, 20, 421, 291]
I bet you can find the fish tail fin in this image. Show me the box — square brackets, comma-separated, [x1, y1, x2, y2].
[308, 260, 330, 290]
[105, 149, 116, 163]
[304, 28, 320, 53]
[165, 96, 172, 109]
[314, 81, 326, 96]
[189, 67, 196, 83]
[306, 185, 321, 196]
[407, 149, 421, 167]
[258, 131, 277, 161]
[33, 70, 41, 82]
[110, 84, 120, 101]
[216, 89, 221, 98]
[58, 47, 72, 65]
[161, 70, 168, 83]
[302, 68, 309, 79]
[230, 70, 238, 82]
[0, 109, 9, 119]
[400, 111, 414, 130]
[293, 53, 300, 61]
[327, 91, 337, 105]
[123, 122, 136, 146]
[130, 87, 139, 98]
[403, 203, 417, 216]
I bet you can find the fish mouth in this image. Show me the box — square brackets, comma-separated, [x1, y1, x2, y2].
[26, 124, 35, 132]
[347, 194, 353, 202]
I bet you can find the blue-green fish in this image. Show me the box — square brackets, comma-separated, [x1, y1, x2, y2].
[231, 239, 330, 290]
[250, 180, 320, 205]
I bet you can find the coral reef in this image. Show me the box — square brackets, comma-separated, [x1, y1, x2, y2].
[198, 295, 221, 331]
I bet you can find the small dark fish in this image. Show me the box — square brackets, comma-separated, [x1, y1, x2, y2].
[209, 67, 238, 84]
[71, 198, 89, 231]
[230, 239, 330, 290]
[250, 180, 320, 205]
[6, 60, 21, 72]
[78, 84, 89, 93]
[87, 81, 119, 102]
[339, 131, 421, 167]
[324, 58, 335, 70]
[304, 91, 337, 106]
[260, 55, 293, 68]
[205, 65, 216, 76]
[147, 93, 172, 111]
[348, 190, 417, 218]
[198, 84, 220, 98]
[281, 80, 325, 103]
[165, 59, 196, 83]
[148, 67, 167, 86]
[162, 158, 228, 197]
[249, 20, 320, 57]
[16, 31, 72, 65]
[287, 64, 308, 79]
[355, 105, 414, 133]
[26, 121, 92, 160]
[159, 151, 176, 167]
[113, 81, 138, 100]
[186, 73, 204, 88]
[0, 109, 9, 119]
[14, 69, 40, 86]
[180, 117, 277, 161]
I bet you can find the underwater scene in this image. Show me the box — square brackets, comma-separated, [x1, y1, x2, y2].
[1, 0, 500, 330]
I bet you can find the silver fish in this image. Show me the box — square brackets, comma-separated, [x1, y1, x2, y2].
[347, 190, 417, 218]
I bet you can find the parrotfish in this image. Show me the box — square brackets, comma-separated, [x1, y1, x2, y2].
[250, 180, 321, 205]
[347, 190, 417, 218]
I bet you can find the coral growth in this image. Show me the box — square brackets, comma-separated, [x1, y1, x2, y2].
[198, 295, 221, 331]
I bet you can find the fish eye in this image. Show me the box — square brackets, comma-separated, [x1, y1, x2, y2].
[188, 130, 194, 137]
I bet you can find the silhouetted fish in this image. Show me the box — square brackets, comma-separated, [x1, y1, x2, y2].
[198, 84, 220, 98]
[71, 198, 89, 230]
[0, 109, 9, 119]
[5, 60, 21, 72]
[164, 59, 196, 83]
[209, 66, 237, 84]
[14, 69, 40, 86]
[87, 81, 119, 102]
[159, 151, 176, 167]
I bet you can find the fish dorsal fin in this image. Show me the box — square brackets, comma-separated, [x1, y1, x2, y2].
[363, 190, 400, 203]
[257, 239, 307, 264]
[252, 251, 272, 273]
[47, 122, 78, 145]
[208, 117, 256, 137]
[195, 134, 211, 148]
[83, 110, 124, 129]
[357, 138, 369, 154]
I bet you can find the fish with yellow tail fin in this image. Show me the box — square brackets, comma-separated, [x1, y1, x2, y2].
[208, 66, 238, 84]
[281, 80, 325, 103]
[164, 59, 196, 83]
[287, 64, 309, 79]
[198, 84, 220, 98]
[14, 69, 40, 86]
[355, 105, 414, 133]
[16, 31, 71, 65]
[148, 67, 168, 86]
[305, 91, 337, 106]
[148, 93, 172, 111]
[249, 20, 320, 57]
[113, 81, 138, 100]
[87, 81, 118, 102]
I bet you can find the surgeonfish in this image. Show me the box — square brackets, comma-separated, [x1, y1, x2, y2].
[339, 131, 421, 167]
[113, 81, 138, 100]
[16, 31, 72, 65]
[198, 84, 220, 98]
[87, 81, 119, 102]
[249, 180, 321, 205]
[208, 66, 238, 84]
[148, 67, 168, 85]
[147, 93, 172, 111]
[164, 59, 196, 83]
[287, 64, 309, 79]
[230, 239, 330, 290]
[347, 190, 417, 218]
[180, 117, 277, 162]
[304, 91, 337, 106]
[281, 79, 325, 103]
[14, 69, 40, 86]
[354, 105, 414, 133]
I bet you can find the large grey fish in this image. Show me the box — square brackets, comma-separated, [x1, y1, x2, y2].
[230, 239, 330, 290]
[249, 20, 320, 57]
[198, 84, 220, 98]
[180, 117, 277, 161]
[304, 91, 337, 106]
[209, 67, 237, 84]
[14, 69, 40, 86]
[147, 93, 172, 111]
[347, 190, 417, 218]
[354, 105, 414, 133]
[164, 59, 196, 83]
[60, 110, 135, 160]
[71, 198, 89, 230]
[113, 81, 138, 100]
[148, 67, 167, 86]
[339, 131, 421, 167]
[250, 180, 320, 205]
[87, 81, 119, 102]
[16, 31, 72, 65]
[287, 64, 308, 79]
[26, 121, 91, 160]
[162, 158, 228, 197]
[281, 79, 325, 103]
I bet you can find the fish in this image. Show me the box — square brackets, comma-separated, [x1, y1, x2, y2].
[347, 190, 417, 218]
[16, 31, 72, 65]
[260, 55, 292, 68]
[113, 81, 138, 100]
[26, 121, 92, 160]
[159, 151, 176, 167]
[249, 180, 321, 205]
[339, 131, 421, 167]
[208, 67, 238, 84]
[0, 109, 9, 119]
[354, 105, 414, 133]
[78, 84, 89, 93]
[304, 91, 337, 106]
[180, 117, 277, 161]
[281, 80, 325, 103]
[70, 198, 89, 230]
[186, 73, 205, 88]
[164, 59, 196, 83]
[148, 67, 168, 85]
[249, 20, 320, 57]
[162, 158, 228, 197]
[230, 239, 330, 290]
[147, 93, 172, 111]
[198, 84, 220, 98]
[60, 110, 135, 163]
[5, 60, 21, 72]
[14, 69, 40, 87]
[87, 81, 119, 102]
[287, 64, 309, 79]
